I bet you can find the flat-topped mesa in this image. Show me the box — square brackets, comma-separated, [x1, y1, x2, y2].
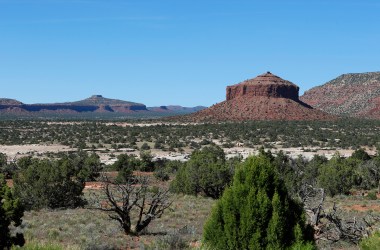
[226, 72, 300, 101]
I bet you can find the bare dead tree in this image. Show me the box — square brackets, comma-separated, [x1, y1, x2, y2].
[90, 174, 172, 235]
[298, 185, 380, 245]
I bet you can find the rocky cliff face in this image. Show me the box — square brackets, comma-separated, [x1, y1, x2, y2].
[185, 72, 334, 122]
[226, 72, 299, 101]
[300, 72, 380, 119]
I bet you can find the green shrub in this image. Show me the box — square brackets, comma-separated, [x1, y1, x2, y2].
[13, 158, 85, 210]
[203, 156, 314, 249]
[0, 174, 25, 248]
[170, 145, 235, 199]
[366, 191, 377, 200]
[154, 167, 170, 181]
[318, 154, 359, 196]
[140, 142, 151, 150]
[360, 231, 380, 250]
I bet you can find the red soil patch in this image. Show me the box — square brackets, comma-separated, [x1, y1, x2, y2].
[344, 204, 380, 212]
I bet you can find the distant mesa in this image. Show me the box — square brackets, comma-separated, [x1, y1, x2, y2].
[148, 105, 206, 113]
[301, 72, 380, 119]
[69, 95, 146, 108]
[0, 98, 23, 105]
[0, 95, 147, 114]
[186, 72, 335, 121]
[0, 95, 204, 118]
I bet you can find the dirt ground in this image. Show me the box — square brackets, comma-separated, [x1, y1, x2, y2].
[1, 142, 374, 165]
[0, 144, 73, 160]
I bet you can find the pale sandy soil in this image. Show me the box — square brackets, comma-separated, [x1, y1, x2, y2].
[105, 122, 202, 127]
[223, 146, 363, 160]
[1, 143, 374, 165]
[0, 144, 74, 160]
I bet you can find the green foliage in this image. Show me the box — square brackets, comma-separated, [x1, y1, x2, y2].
[351, 148, 371, 161]
[13, 158, 86, 210]
[74, 152, 102, 181]
[359, 231, 380, 250]
[318, 154, 360, 197]
[203, 156, 313, 249]
[0, 174, 25, 248]
[0, 153, 7, 167]
[357, 159, 380, 190]
[115, 166, 134, 184]
[113, 154, 140, 171]
[170, 145, 235, 199]
[366, 191, 377, 200]
[0, 152, 19, 179]
[153, 167, 170, 181]
[140, 142, 151, 150]
[139, 150, 155, 171]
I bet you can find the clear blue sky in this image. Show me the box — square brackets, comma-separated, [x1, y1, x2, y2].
[1, 0, 379, 106]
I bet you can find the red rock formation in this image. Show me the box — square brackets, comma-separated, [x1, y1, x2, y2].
[186, 72, 334, 122]
[226, 72, 299, 101]
[300, 72, 380, 119]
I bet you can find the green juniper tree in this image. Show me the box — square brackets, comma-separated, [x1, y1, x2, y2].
[203, 155, 314, 250]
[0, 174, 25, 249]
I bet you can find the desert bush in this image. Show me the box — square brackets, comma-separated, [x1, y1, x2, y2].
[170, 145, 235, 199]
[359, 230, 380, 250]
[366, 191, 377, 200]
[351, 148, 371, 161]
[112, 154, 140, 171]
[357, 159, 380, 191]
[318, 154, 360, 197]
[139, 150, 155, 171]
[203, 155, 314, 249]
[13, 158, 85, 210]
[0, 153, 19, 179]
[0, 174, 25, 248]
[154, 167, 170, 181]
[140, 142, 151, 150]
[148, 232, 188, 250]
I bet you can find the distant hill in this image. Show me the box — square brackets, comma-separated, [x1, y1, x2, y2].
[0, 95, 204, 119]
[0, 98, 23, 105]
[148, 105, 206, 113]
[300, 72, 380, 119]
[67, 95, 144, 106]
[182, 72, 334, 122]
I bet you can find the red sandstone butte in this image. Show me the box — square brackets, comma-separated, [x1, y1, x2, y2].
[188, 72, 335, 122]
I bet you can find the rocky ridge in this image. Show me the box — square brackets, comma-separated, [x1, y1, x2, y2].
[300, 72, 380, 118]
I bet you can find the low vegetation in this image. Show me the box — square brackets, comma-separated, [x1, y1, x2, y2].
[1, 119, 380, 249]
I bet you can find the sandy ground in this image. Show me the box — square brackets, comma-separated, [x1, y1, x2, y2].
[0, 144, 73, 160]
[1, 143, 374, 165]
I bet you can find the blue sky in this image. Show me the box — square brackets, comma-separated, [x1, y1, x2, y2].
[1, 0, 379, 106]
